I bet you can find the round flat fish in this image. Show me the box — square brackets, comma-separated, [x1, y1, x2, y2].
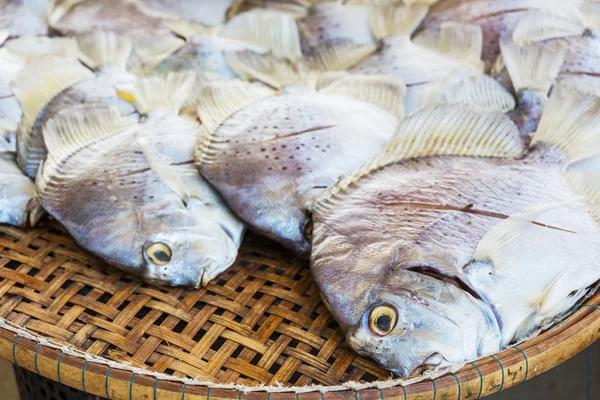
[196, 79, 401, 255]
[310, 96, 600, 378]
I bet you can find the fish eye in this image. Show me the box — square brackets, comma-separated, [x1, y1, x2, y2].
[145, 242, 172, 265]
[301, 213, 313, 241]
[368, 305, 397, 336]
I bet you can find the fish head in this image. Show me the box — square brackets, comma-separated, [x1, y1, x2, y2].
[338, 266, 501, 378]
[311, 198, 502, 378]
[136, 202, 244, 287]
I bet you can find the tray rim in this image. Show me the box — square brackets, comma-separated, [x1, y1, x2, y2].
[1, 292, 599, 400]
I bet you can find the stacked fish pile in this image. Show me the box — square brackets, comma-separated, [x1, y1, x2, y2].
[1, 0, 600, 380]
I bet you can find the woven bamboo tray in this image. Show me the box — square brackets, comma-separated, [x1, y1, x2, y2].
[0, 220, 598, 400]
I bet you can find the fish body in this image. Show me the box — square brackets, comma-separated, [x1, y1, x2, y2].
[196, 76, 402, 255]
[311, 96, 600, 377]
[38, 101, 244, 287]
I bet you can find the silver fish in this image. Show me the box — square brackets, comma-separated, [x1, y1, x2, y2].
[38, 74, 244, 286]
[195, 62, 404, 255]
[0, 0, 48, 38]
[12, 31, 138, 178]
[310, 92, 600, 377]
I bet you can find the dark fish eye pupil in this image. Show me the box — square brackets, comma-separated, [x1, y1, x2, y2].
[154, 250, 171, 262]
[377, 315, 391, 332]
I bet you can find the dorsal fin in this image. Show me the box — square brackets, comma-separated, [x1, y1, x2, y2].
[312, 105, 524, 213]
[304, 42, 377, 72]
[500, 38, 565, 94]
[118, 71, 196, 115]
[532, 84, 600, 161]
[128, 34, 185, 75]
[11, 56, 94, 148]
[565, 155, 600, 221]
[195, 80, 273, 166]
[226, 45, 374, 89]
[76, 30, 133, 71]
[579, 1, 600, 30]
[38, 104, 138, 194]
[413, 22, 484, 72]
[422, 75, 516, 113]
[320, 74, 406, 118]
[369, 4, 428, 40]
[225, 50, 308, 88]
[47, 0, 88, 27]
[218, 9, 302, 60]
[196, 79, 273, 134]
[511, 9, 584, 45]
[1, 36, 80, 63]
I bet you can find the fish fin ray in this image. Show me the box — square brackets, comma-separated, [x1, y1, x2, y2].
[119, 71, 196, 115]
[219, 9, 302, 60]
[11, 56, 93, 157]
[414, 22, 483, 71]
[565, 155, 600, 222]
[500, 39, 565, 93]
[225, 50, 305, 88]
[471, 201, 578, 268]
[127, 34, 185, 75]
[77, 30, 133, 71]
[312, 105, 524, 214]
[137, 137, 189, 203]
[532, 84, 600, 161]
[305, 42, 377, 72]
[369, 5, 428, 40]
[580, 1, 600, 30]
[195, 80, 273, 165]
[320, 74, 405, 118]
[1, 36, 79, 63]
[512, 9, 584, 45]
[422, 75, 515, 113]
[38, 104, 137, 195]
